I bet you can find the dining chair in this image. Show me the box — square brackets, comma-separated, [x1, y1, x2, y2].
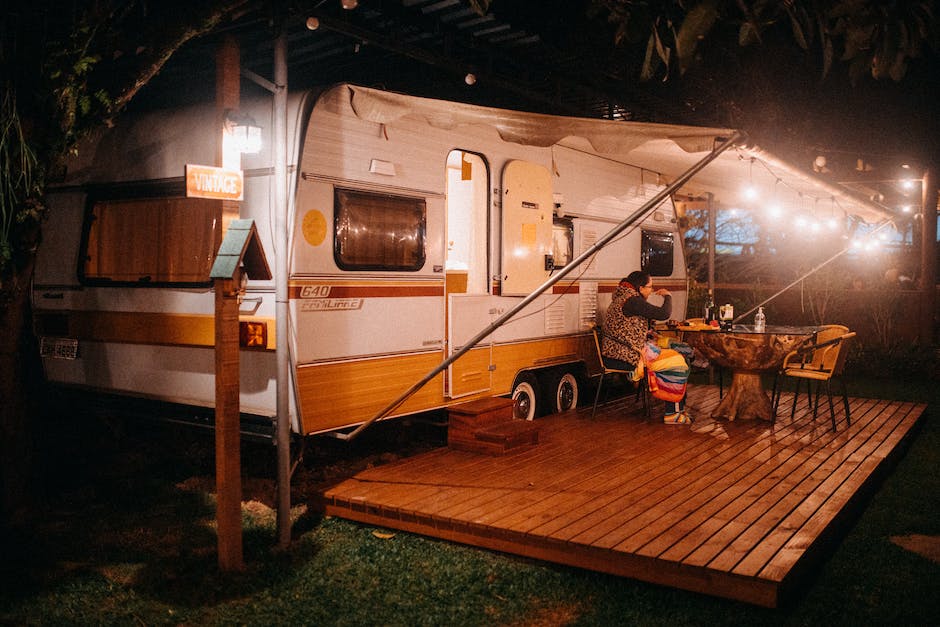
[772, 329, 856, 431]
[590, 326, 649, 419]
[771, 324, 847, 408]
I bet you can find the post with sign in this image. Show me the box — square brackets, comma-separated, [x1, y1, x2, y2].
[197, 33, 267, 573]
[204, 34, 246, 573]
[208, 220, 271, 572]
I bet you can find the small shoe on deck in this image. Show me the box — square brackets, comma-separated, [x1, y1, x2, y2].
[663, 411, 694, 425]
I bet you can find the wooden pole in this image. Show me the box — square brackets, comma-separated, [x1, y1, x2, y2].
[215, 275, 244, 571]
[214, 33, 244, 572]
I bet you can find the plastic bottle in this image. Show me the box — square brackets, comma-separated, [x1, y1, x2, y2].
[754, 306, 766, 332]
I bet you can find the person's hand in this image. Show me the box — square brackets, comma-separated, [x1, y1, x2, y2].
[653, 288, 670, 297]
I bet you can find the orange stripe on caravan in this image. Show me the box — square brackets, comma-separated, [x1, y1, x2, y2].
[288, 281, 443, 299]
[33, 310, 276, 350]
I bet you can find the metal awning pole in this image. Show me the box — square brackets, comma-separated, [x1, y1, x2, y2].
[272, 27, 291, 548]
[329, 131, 745, 441]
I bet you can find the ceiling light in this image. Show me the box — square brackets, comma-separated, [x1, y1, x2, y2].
[341, 0, 358, 9]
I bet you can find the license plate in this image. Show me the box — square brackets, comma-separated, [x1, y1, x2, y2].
[40, 337, 79, 360]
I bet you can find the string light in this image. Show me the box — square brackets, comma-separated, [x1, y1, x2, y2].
[826, 197, 840, 230]
[766, 179, 782, 218]
[741, 157, 758, 202]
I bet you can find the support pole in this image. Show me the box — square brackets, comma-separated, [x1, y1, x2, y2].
[273, 26, 291, 549]
[920, 168, 937, 344]
[707, 192, 716, 295]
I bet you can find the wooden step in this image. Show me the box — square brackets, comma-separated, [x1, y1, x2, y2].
[447, 397, 540, 455]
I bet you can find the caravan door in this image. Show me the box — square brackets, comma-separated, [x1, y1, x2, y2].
[445, 150, 492, 398]
[500, 160, 553, 296]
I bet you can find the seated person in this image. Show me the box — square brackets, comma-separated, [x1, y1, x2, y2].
[601, 271, 693, 425]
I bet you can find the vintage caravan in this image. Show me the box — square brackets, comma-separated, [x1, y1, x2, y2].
[33, 83, 745, 436]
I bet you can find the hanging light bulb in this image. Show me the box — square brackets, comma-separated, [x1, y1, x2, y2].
[765, 179, 782, 218]
[341, 0, 358, 9]
[741, 157, 758, 202]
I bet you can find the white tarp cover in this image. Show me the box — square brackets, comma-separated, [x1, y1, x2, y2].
[340, 84, 891, 224]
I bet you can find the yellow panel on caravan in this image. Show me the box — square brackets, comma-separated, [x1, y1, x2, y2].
[490, 335, 592, 390]
[296, 352, 446, 434]
[448, 346, 492, 398]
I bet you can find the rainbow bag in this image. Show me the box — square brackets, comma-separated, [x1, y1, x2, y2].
[643, 342, 691, 403]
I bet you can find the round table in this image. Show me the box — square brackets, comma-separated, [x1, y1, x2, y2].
[682, 325, 817, 421]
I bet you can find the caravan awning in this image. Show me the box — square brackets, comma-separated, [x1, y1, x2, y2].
[342, 84, 892, 224]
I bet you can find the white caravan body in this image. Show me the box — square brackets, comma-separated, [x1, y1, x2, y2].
[33, 83, 739, 435]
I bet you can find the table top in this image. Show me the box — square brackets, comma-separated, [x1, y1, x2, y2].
[680, 324, 819, 372]
[670, 323, 819, 336]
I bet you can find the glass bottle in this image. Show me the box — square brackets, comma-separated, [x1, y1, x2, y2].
[754, 306, 766, 332]
[703, 290, 715, 323]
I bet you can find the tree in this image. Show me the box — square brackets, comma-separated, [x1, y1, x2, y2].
[589, 1, 940, 163]
[1, 0, 252, 520]
[590, 0, 939, 83]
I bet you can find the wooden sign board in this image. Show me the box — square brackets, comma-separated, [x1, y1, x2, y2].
[186, 164, 244, 201]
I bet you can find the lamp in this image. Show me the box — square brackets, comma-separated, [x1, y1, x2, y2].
[224, 111, 262, 154]
[341, 0, 358, 9]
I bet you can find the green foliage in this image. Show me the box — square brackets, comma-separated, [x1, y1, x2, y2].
[592, 0, 940, 82]
[0, 90, 45, 278]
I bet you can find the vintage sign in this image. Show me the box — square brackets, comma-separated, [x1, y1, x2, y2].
[185, 164, 244, 201]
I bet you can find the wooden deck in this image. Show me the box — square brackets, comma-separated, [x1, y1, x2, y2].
[320, 385, 927, 607]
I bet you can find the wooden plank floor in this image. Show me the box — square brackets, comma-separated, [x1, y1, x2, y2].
[320, 385, 927, 607]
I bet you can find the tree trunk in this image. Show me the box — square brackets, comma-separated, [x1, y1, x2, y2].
[0, 253, 39, 522]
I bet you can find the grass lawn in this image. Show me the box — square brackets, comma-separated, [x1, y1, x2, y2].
[1, 375, 937, 626]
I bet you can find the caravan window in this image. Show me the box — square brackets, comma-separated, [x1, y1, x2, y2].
[641, 230, 674, 277]
[334, 189, 426, 271]
[81, 196, 220, 285]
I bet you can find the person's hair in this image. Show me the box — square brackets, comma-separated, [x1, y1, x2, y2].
[622, 270, 650, 289]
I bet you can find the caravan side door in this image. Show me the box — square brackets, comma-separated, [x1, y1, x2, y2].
[500, 160, 554, 296]
[445, 150, 493, 398]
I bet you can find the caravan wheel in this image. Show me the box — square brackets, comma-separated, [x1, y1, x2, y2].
[548, 371, 580, 414]
[511, 374, 540, 421]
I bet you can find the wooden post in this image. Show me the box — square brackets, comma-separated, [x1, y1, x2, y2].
[214, 33, 244, 573]
[214, 273, 244, 571]
[217, 34, 241, 232]
[209, 221, 271, 572]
